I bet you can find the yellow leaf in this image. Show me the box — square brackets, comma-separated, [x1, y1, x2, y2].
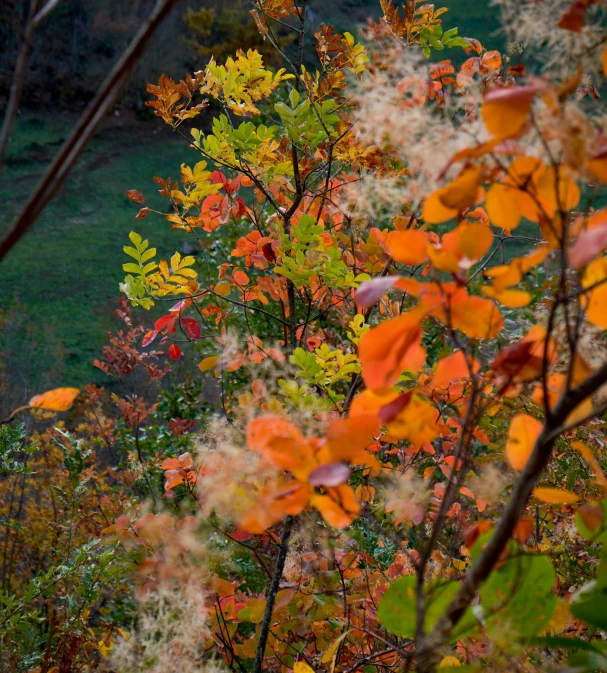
[214, 282, 231, 296]
[199, 356, 219, 372]
[321, 631, 350, 665]
[294, 662, 315, 673]
[439, 656, 461, 667]
[29, 388, 80, 412]
[533, 487, 579, 504]
[506, 413, 542, 470]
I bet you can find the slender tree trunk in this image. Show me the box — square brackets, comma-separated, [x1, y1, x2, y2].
[0, 0, 178, 263]
[0, 0, 40, 181]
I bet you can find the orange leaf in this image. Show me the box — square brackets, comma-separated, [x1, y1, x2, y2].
[422, 167, 483, 224]
[239, 482, 311, 533]
[422, 190, 458, 224]
[359, 307, 427, 389]
[481, 50, 502, 72]
[29, 387, 80, 412]
[486, 182, 522, 230]
[533, 487, 579, 504]
[459, 222, 494, 260]
[588, 148, 607, 185]
[572, 440, 607, 490]
[438, 166, 483, 211]
[387, 230, 428, 265]
[481, 85, 536, 138]
[492, 325, 556, 385]
[233, 270, 249, 285]
[506, 413, 543, 470]
[246, 417, 312, 477]
[582, 258, 607, 329]
[482, 287, 532, 308]
[433, 350, 479, 389]
[383, 396, 439, 448]
[536, 165, 580, 213]
[310, 484, 359, 528]
[447, 292, 503, 340]
[214, 282, 231, 296]
[349, 388, 400, 418]
[603, 41, 607, 78]
[324, 415, 380, 469]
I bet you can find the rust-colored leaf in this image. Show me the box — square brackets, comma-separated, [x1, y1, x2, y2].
[126, 189, 146, 205]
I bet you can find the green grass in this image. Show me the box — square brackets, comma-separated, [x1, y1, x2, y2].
[0, 114, 196, 392]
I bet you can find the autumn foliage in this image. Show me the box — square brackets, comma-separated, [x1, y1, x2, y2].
[5, 0, 607, 672]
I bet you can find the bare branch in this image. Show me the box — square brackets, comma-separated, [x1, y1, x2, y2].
[0, 0, 179, 263]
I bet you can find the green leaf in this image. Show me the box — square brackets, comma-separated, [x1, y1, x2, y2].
[378, 576, 475, 640]
[571, 552, 607, 630]
[480, 554, 556, 651]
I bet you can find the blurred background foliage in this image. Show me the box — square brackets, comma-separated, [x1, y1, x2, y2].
[0, 0, 498, 417]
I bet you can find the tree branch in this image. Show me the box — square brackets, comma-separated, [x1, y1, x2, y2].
[252, 516, 294, 673]
[416, 359, 607, 671]
[0, 0, 178, 262]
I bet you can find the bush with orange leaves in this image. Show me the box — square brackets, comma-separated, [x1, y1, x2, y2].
[8, 1, 607, 672]
[104, 1, 607, 670]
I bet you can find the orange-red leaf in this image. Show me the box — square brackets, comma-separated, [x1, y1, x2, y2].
[359, 307, 427, 389]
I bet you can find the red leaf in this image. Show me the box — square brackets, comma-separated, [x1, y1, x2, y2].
[308, 462, 351, 487]
[126, 189, 146, 205]
[136, 207, 150, 221]
[168, 344, 181, 360]
[181, 317, 201, 340]
[262, 243, 276, 263]
[155, 314, 177, 334]
[558, 0, 596, 32]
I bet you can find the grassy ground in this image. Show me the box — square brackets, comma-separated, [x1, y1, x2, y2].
[0, 112, 196, 400]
